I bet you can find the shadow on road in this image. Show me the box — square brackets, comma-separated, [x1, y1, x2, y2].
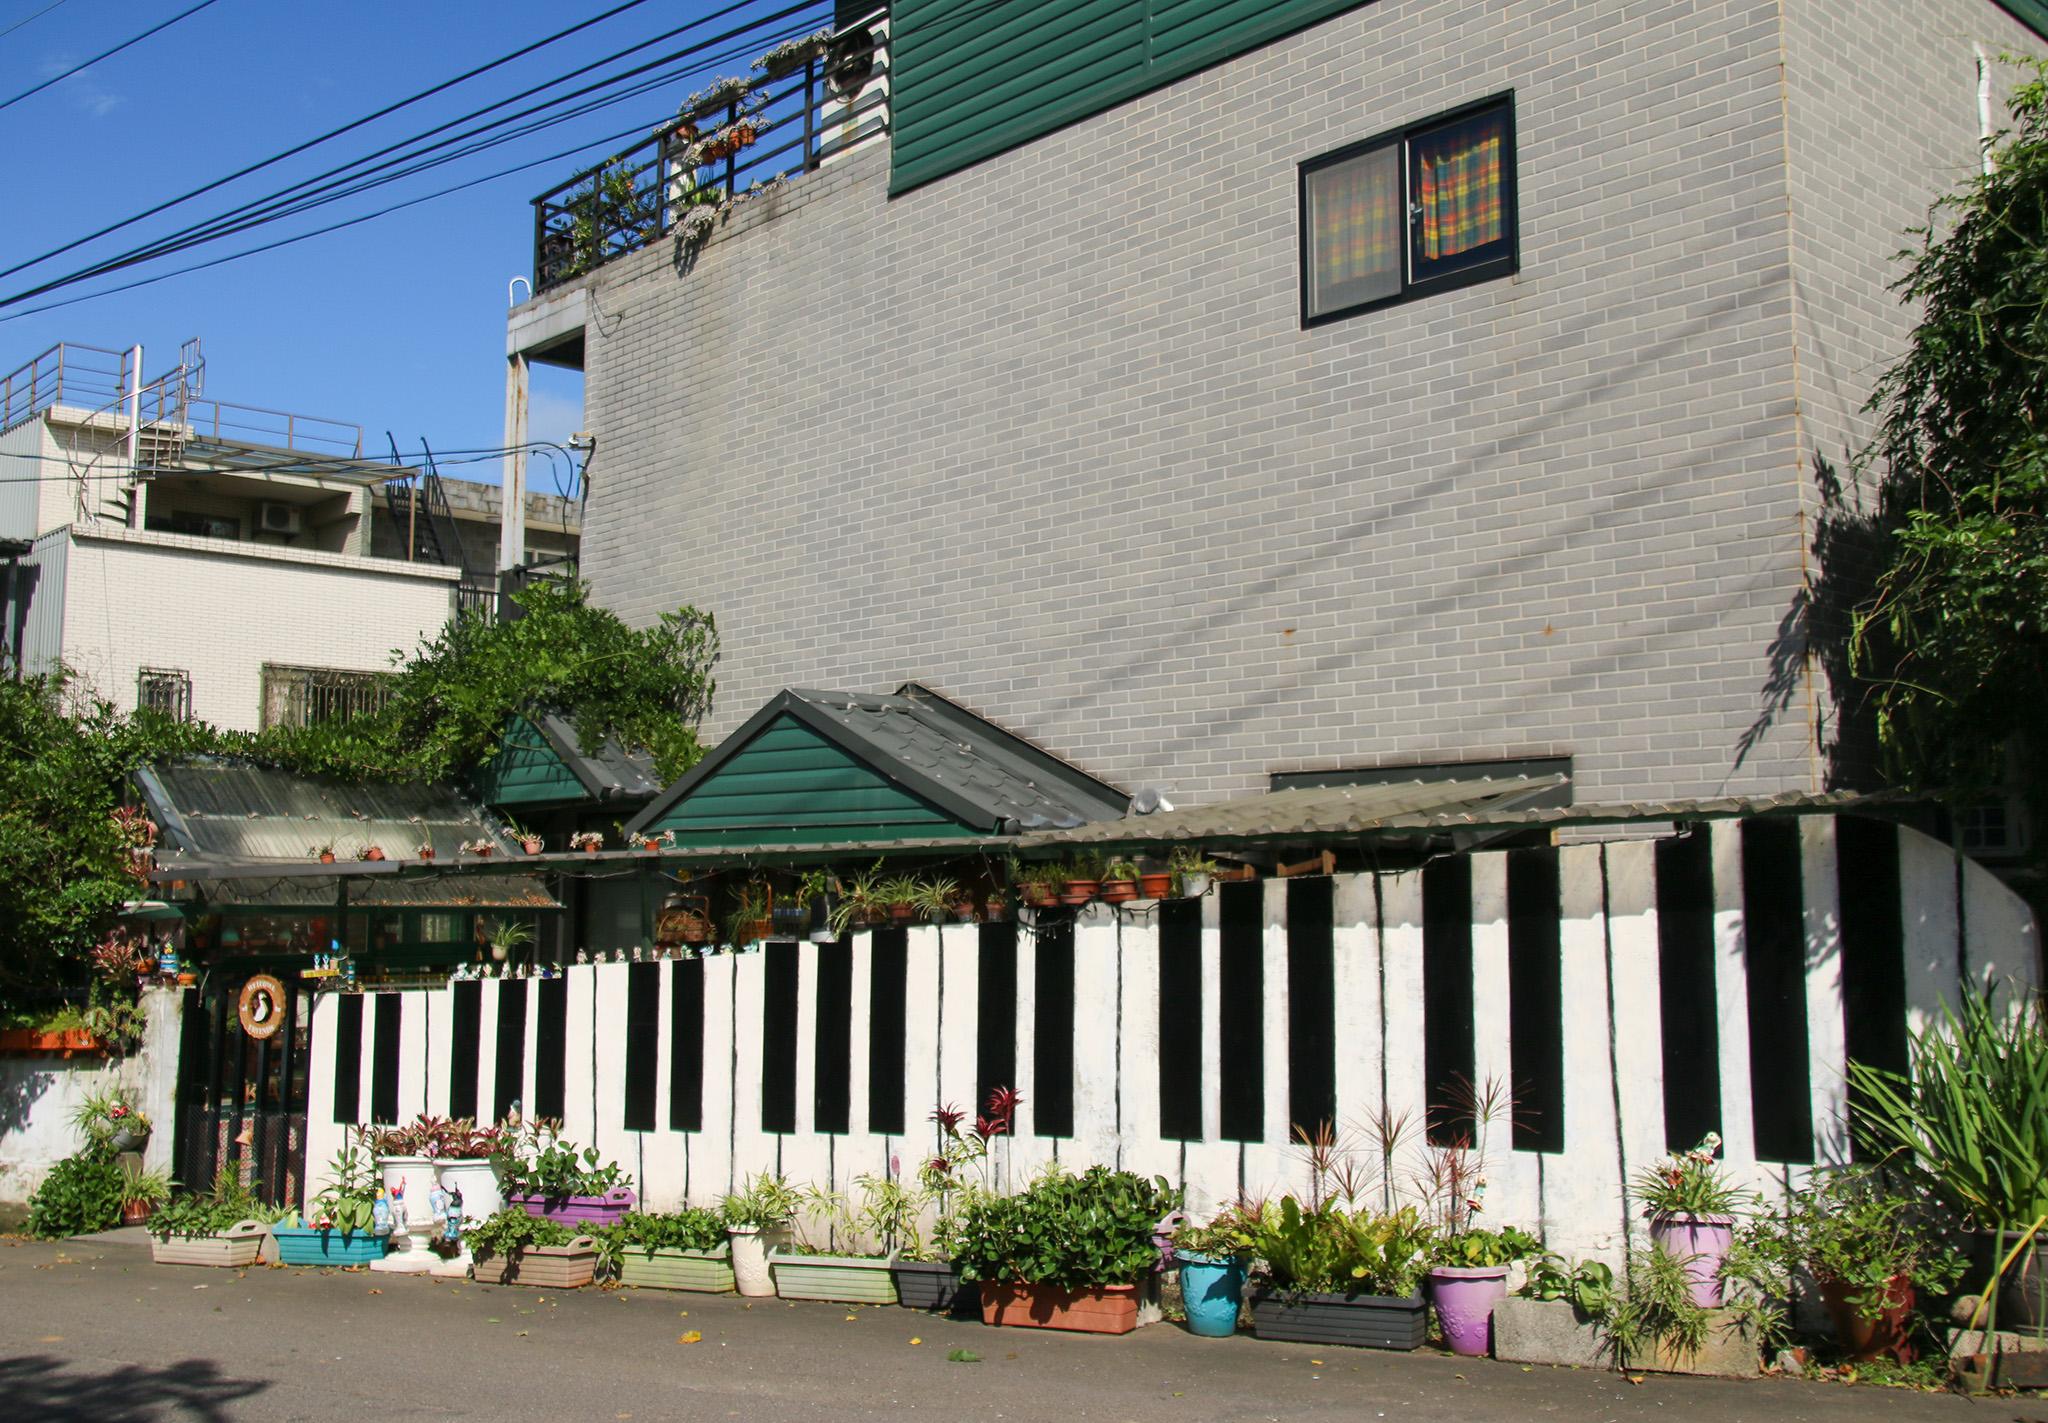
[0, 1353, 269, 1421]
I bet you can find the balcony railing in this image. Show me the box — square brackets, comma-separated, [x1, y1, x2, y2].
[531, 8, 888, 292]
[0, 342, 127, 432]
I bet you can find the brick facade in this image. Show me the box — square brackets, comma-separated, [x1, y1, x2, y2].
[563, 0, 2042, 807]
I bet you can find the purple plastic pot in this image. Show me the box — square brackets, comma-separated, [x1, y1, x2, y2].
[1429, 1265, 1508, 1357]
[1648, 1213, 1734, 1308]
[509, 1187, 636, 1228]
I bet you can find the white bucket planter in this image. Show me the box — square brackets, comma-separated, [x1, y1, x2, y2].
[429, 1157, 505, 1279]
[730, 1227, 773, 1297]
[370, 1155, 438, 1274]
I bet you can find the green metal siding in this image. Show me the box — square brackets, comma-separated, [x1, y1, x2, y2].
[476, 716, 586, 809]
[643, 714, 979, 846]
[890, 0, 1373, 193]
[1998, 1, 2048, 42]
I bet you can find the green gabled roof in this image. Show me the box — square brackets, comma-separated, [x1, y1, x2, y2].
[475, 713, 662, 811]
[624, 684, 1128, 849]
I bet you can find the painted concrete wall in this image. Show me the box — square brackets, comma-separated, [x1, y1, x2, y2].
[0, 988, 181, 1206]
[39, 527, 456, 731]
[560, 0, 2040, 809]
[305, 818, 2039, 1262]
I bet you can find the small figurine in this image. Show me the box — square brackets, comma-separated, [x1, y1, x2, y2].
[371, 1185, 393, 1237]
[575, 948, 588, 965]
[444, 1183, 464, 1246]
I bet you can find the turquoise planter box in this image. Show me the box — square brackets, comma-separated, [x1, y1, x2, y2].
[271, 1226, 387, 1266]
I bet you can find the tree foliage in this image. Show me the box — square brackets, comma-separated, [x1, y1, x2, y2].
[1856, 61, 2048, 829]
[0, 579, 717, 994]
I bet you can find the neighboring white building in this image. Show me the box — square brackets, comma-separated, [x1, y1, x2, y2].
[0, 340, 463, 732]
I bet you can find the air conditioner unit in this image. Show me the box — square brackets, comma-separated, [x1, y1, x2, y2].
[257, 501, 303, 535]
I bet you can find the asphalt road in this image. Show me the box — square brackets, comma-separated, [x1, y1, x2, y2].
[2, 1235, 2043, 1423]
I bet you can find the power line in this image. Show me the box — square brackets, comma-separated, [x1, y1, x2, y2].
[0, 0, 668, 283]
[19, 4, 820, 304]
[0, 0, 76, 44]
[0, 0, 221, 114]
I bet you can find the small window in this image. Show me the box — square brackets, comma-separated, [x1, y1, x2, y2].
[137, 667, 192, 721]
[1302, 95, 1517, 325]
[260, 663, 395, 730]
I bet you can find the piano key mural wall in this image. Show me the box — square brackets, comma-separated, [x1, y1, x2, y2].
[306, 816, 2039, 1261]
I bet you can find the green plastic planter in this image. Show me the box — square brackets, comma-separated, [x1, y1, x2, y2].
[768, 1249, 899, 1304]
[616, 1243, 736, 1293]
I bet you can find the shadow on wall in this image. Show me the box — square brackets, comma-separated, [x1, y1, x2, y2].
[0, 1355, 269, 1421]
[0, 1063, 55, 1140]
[1742, 451, 1890, 789]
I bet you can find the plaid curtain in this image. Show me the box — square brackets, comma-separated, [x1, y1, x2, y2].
[1417, 114, 1505, 262]
[1312, 148, 1401, 303]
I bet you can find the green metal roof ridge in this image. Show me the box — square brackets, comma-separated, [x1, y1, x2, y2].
[893, 681, 1128, 822]
[1997, 0, 2048, 43]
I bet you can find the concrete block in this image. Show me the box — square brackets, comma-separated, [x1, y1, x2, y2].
[1626, 1308, 1759, 1379]
[1493, 1296, 1609, 1369]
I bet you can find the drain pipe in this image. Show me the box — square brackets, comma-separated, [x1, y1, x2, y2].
[1977, 44, 1996, 175]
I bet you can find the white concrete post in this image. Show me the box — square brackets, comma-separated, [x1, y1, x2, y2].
[124, 343, 143, 528]
[498, 353, 529, 573]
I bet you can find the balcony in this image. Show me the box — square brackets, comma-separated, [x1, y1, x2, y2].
[530, 7, 888, 292]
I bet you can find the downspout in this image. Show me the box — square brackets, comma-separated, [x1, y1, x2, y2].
[1977, 44, 1997, 175]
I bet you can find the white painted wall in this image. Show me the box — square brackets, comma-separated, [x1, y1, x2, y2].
[0, 988, 181, 1206]
[304, 819, 2040, 1263]
[40, 526, 456, 730]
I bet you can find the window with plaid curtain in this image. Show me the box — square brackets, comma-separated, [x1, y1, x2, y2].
[1414, 108, 1508, 267]
[1307, 143, 1402, 318]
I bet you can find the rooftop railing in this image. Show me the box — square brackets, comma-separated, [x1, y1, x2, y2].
[531, 8, 888, 293]
[0, 342, 127, 432]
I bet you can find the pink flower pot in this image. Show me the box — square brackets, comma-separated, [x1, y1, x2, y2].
[1648, 1212, 1734, 1308]
[1429, 1265, 1508, 1356]
[509, 1188, 636, 1228]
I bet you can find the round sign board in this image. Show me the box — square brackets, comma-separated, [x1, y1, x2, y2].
[238, 973, 287, 1040]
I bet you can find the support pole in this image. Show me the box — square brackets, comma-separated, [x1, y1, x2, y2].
[499, 354, 529, 574]
[124, 343, 143, 528]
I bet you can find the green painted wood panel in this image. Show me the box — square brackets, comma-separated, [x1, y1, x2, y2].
[890, 0, 1374, 193]
[476, 716, 586, 808]
[1997, 0, 2048, 42]
[644, 713, 976, 846]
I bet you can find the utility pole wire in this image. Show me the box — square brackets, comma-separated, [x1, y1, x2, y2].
[0, 0, 220, 113]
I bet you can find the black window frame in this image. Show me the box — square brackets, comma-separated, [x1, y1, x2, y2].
[1299, 92, 1519, 328]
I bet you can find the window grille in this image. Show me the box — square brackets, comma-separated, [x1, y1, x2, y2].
[137, 667, 192, 721]
[260, 663, 394, 730]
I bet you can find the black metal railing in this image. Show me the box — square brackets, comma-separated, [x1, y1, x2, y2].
[531, 8, 888, 292]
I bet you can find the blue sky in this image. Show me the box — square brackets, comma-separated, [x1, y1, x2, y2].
[0, 0, 828, 485]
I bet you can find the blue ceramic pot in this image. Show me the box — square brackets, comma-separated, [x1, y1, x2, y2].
[1178, 1250, 1248, 1337]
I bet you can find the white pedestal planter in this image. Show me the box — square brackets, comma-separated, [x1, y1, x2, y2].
[370, 1155, 439, 1275]
[429, 1157, 505, 1279]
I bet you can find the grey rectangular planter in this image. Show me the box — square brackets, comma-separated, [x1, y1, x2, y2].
[1493, 1296, 1610, 1368]
[1247, 1286, 1427, 1350]
[149, 1219, 265, 1269]
[768, 1249, 899, 1304]
[473, 1238, 598, 1289]
[892, 1258, 976, 1315]
[616, 1243, 736, 1293]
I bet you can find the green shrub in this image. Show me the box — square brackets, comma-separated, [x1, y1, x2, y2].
[470, 1207, 575, 1258]
[26, 1148, 124, 1238]
[1244, 1199, 1433, 1297]
[952, 1166, 1180, 1290]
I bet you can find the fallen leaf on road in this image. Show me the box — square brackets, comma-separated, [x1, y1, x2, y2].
[679, 1331, 702, 1344]
[1310, 1360, 1323, 1366]
[844, 1314, 858, 1321]
[36, 1336, 61, 1343]
[367, 1289, 382, 1295]
[909, 1336, 922, 1346]
[516, 1331, 529, 1338]
[946, 1349, 980, 1364]
[677, 1311, 688, 1317]
[486, 1317, 501, 1323]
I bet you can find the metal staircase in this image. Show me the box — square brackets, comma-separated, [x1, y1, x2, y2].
[381, 438, 495, 616]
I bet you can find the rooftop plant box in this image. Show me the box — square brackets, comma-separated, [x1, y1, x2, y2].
[615, 1243, 735, 1293]
[0, 1028, 108, 1057]
[1246, 1286, 1427, 1350]
[473, 1238, 599, 1289]
[978, 1281, 1145, 1335]
[768, 1248, 898, 1305]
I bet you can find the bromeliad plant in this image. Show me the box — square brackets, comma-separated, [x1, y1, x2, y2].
[917, 1087, 1020, 1258]
[370, 1114, 505, 1161]
[952, 1166, 1182, 1291]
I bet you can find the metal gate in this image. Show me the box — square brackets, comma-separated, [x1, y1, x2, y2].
[171, 974, 311, 1208]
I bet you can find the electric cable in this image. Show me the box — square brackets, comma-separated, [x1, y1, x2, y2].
[0, 0, 221, 114]
[0, 0, 76, 44]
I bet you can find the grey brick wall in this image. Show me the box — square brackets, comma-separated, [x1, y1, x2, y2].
[562, 0, 2035, 809]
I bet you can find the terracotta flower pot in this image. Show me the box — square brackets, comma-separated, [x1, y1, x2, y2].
[1024, 888, 1059, 908]
[362, 847, 385, 862]
[121, 1198, 155, 1227]
[1820, 1275, 1915, 1365]
[521, 840, 543, 856]
[318, 852, 336, 864]
[1059, 879, 1099, 906]
[1137, 872, 1173, 899]
[1100, 879, 1138, 903]
[583, 844, 600, 855]
[889, 904, 915, 926]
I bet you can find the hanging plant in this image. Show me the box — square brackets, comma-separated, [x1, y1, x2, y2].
[754, 28, 835, 81]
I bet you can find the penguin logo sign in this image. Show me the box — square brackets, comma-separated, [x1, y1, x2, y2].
[237, 974, 287, 1040]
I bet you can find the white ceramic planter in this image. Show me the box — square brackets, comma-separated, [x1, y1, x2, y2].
[730, 1227, 773, 1297]
[429, 1157, 506, 1279]
[371, 1155, 439, 1274]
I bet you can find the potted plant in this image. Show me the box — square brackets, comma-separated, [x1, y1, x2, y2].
[118, 1162, 172, 1227]
[769, 1176, 917, 1304]
[26, 1144, 125, 1238]
[498, 1127, 635, 1227]
[357, 845, 385, 862]
[1015, 863, 1062, 909]
[274, 1139, 387, 1266]
[1495, 1253, 1617, 1367]
[1849, 984, 2048, 1340]
[1429, 1225, 1541, 1356]
[469, 1207, 598, 1287]
[1633, 1133, 1747, 1307]
[1244, 1199, 1434, 1349]
[462, 837, 496, 859]
[1161, 1205, 1256, 1337]
[910, 876, 960, 926]
[520, 832, 544, 855]
[1057, 855, 1102, 907]
[724, 879, 775, 945]
[953, 1165, 1180, 1334]
[147, 1171, 276, 1268]
[1746, 1167, 1962, 1364]
[724, 1172, 801, 1297]
[1136, 864, 1174, 900]
[71, 1088, 150, 1154]
[310, 843, 337, 864]
[485, 919, 534, 964]
[1169, 849, 1218, 899]
[1100, 860, 1140, 904]
[415, 841, 436, 861]
[569, 831, 604, 855]
[876, 875, 922, 927]
[896, 1089, 1020, 1314]
[599, 1208, 736, 1292]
